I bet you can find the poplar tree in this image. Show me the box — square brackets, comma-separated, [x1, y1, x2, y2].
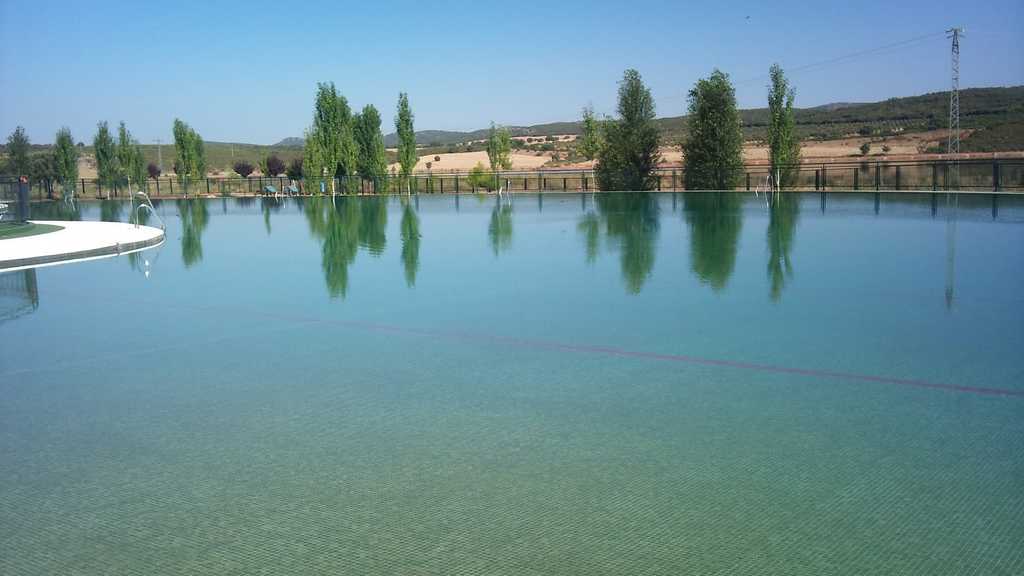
[595, 69, 661, 191]
[767, 64, 801, 189]
[395, 92, 417, 187]
[578, 105, 602, 160]
[683, 70, 744, 190]
[303, 82, 357, 192]
[355, 104, 388, 182]
[94, 122, 118, 187]
[116, 122, 145, 188]
[172, 119, 207, 182]
[54, 127, 79, 191]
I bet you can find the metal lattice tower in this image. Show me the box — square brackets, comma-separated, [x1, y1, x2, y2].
[946, 28, 963, 157]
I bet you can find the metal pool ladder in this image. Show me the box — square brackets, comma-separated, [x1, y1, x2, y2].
[130, 186, 165, 231]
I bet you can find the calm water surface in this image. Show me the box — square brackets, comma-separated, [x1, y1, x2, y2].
[2, 193, 1023, 575]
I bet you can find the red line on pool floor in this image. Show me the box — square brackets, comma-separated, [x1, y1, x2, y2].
[141, 298, 1024, 399]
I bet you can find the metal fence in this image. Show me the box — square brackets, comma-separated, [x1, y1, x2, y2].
[4, 158, 1022, 201]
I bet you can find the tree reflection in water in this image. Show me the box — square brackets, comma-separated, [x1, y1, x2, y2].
[767, 193, 799, 301]
[305, 196, 389, 298]
[683, 192, 743, 292]
[488, 200, 513, 256]
[578, 193, 659, 294]
[177, 199, 208, 268]
[400, 200, 420, 287]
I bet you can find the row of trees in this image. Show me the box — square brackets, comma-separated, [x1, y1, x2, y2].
[301, 82, 411, 192]
[593, 65, 801, 191]
[7, 69, 797, 196]
[2, 118, 205, 196]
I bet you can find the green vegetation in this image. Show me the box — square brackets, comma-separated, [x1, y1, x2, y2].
[767, 65, 800, 189]
[396, 92, 417, 185]
[596, 69, 660, 191]
[860, 142, 871, 156]
[53, 128, 77, 194]
[578, 105, 602, 160]
[467, 162, 494, 190]
[172, 119, 207, 183]
[486, 123, 512, 172]
[4, 127, 30, 176]
[93, 122, 117, 187]
[303, 82, 358, 193]
[355, 104, 388, 180]
[116, 122, 145, 188]
[0, 222, 63, 240]
[683, 70, 743, 190]
[287, 158, 303, 180]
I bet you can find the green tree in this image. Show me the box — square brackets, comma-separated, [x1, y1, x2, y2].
[486, 123, 512, 172]
[683, 70, 744, 190]
[595, 69, 661, 191]
[94, 121, 118, 187]
[395, 92, 417, 188]
[172, 119, 207, 184]
[54, 127, 79, 193]
[303, 82, 358, 193]
[578, 105, 602, 160]
[355, 104, 388, 186]
[767, 64, 801, 189]
[5, 126, 30, 176]
[860, 142, 871, 156]
[116, 122, 145, 189]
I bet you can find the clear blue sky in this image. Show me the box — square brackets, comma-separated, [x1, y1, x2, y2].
[1, 0, 1021, 145]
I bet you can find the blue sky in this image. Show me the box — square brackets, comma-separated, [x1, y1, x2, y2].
[1, 0, 1021, 145]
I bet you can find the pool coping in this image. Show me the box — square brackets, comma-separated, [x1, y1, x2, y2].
[0, 220, 165, 272]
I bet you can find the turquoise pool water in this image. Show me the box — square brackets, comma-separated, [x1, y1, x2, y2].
[2, 192, 1023, 574]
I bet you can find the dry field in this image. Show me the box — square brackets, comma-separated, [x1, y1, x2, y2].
[388, 151, 553, 173]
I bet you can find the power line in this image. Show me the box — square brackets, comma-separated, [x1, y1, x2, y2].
[644, 30, 949, 111]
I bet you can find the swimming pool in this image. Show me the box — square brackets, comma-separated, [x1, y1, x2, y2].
[2, 192, 1022, 574]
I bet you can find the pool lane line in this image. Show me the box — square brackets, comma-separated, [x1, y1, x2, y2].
[125, 298, 1022, 399]
[29, 293, 1023, 399]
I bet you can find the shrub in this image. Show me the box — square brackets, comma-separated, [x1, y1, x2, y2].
[434, 155, 440, 162]
[233, 161, 254, 178]
[148, 162, 161, 178]
[286, 158, 303, 180]
[467, 162, 494, 190]
[265, 155, 285, 176]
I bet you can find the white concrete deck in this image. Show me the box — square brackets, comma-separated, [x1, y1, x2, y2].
[0, 220, 164, 271]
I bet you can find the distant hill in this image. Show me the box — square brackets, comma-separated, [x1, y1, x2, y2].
[272, 137, 304, 148]
[261, 86, 1018, 150]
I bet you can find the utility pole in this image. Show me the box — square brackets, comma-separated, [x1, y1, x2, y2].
[947, 27, 964, 187]
[154, 139, 163, 172]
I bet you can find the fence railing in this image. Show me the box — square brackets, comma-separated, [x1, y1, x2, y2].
[3, 159, 1022, 201]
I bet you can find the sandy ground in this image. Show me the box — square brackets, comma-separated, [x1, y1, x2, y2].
[388, 151, 553, 173]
